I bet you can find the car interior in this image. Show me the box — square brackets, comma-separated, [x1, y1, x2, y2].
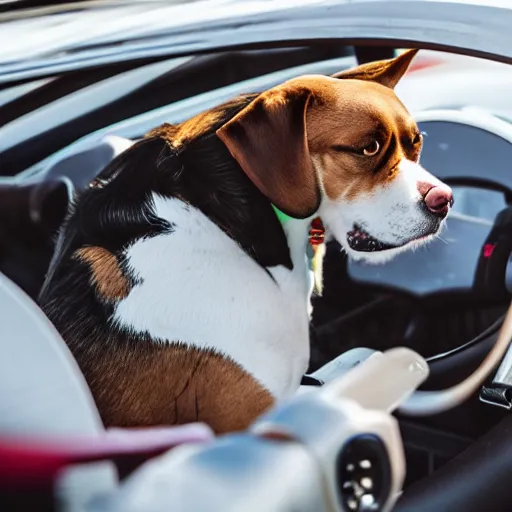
[2, 42, 512, 510]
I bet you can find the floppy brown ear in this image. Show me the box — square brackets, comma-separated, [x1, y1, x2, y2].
[332, 49, 419, 89]
[216, 87, 320, 219]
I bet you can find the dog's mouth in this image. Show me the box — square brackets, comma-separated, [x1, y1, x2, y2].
[347, 224, 437, 253]
[347, 225, 401, 253]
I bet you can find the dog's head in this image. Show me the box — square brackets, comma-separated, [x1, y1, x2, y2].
[217, 50, 453, 263]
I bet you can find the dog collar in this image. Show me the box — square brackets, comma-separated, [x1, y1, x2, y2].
[271, 205, 325, 294]
[271, 205, 325, 249]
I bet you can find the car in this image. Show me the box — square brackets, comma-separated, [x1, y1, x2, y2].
[2, 0, 512, 510]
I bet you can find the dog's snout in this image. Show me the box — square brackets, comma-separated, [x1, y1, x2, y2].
[420, 184, 454, 217]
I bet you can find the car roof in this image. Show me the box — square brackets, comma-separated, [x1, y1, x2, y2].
[1, 0, 512, 84]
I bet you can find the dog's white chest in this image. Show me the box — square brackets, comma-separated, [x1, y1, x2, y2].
[113, 195, 311, 399]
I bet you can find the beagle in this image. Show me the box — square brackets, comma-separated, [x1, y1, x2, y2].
[39, 50, 453, 434]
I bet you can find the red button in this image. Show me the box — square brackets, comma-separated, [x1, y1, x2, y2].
[483, 243, 497, 258]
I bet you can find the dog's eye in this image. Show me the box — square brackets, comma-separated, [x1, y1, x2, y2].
[362, 139, 380, 157]
[412, 132, 423, 145]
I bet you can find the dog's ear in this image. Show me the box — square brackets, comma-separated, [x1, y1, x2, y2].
[332, 49, 419, 89]
[216, 87, 320, 219]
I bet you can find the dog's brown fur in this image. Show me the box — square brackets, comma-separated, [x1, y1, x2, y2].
[147, 94, 259, 149]
[217, 50, 421, 218]
[75, 247, 130, 301]
[78, 341, 273, 432]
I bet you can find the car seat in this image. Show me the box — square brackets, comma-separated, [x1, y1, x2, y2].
[0, 270, 213, 512]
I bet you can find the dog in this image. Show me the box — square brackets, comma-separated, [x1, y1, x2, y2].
[39, 49, 453, 434]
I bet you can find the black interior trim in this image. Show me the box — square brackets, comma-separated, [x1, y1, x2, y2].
[395, 414, 512, 512]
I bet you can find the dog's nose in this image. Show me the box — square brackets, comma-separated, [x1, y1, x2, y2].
[422, 184, 454, 217]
